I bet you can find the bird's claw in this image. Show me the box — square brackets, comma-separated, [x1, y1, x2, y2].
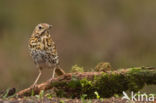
[30, 84, 37, 89]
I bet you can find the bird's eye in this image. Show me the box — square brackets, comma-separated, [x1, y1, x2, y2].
[38, 26, 42, 30]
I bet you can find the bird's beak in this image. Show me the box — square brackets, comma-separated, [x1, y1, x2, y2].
[49, 25, 52, 28]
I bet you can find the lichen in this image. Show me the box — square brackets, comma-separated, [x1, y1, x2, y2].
[95, 62, 112, 72]
[71, 65, 84, 73]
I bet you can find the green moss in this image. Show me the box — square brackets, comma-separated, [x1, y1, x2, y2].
[80, 78, 95, 97]
[127, 67, 142, 73]
[51, 82, 67, 97]
[56, 89, 66, 98]
[71, 65, 84, 73]
[94, 72, 128, 97]
[51, 67, 156, 98]
[68, 76, 81, 89]
[80, 78, 92, 88]
[126, 67, 145, 92]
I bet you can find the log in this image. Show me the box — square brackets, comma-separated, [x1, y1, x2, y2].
[16, 67, 156, 98]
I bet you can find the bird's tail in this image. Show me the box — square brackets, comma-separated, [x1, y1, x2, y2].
[55, 65, 65, 76]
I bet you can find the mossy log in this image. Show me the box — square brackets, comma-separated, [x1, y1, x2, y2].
[16, 67, 156, 98]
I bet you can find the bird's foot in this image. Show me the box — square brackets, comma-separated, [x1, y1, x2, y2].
[48, 77, 55, 82]
[30, 84, 37, 89]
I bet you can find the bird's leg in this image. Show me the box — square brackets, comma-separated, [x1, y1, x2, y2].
[32, 68, 42, 87]
[51, 66, 56, 79]
[48, 66, 56, 82]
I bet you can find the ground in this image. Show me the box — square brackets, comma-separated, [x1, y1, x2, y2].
[0, 97, 127, 103]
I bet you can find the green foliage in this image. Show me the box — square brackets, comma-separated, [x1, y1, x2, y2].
[39, 90, 44, 98]
[35, 90, 44, 99]
[31, 90, 35, 96]
[114, 94, 120, 98]
[71, 65, 84, 73]
[1, 88, 16, 99]
[2, 89, 9, 99]
[94, 91, 100, 99]
[80, 94, 88, 103]
[59, 100, 65, 103]
[45, 93, 53, 99]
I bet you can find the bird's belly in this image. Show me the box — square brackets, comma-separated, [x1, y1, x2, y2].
[30, 50, 55, 69]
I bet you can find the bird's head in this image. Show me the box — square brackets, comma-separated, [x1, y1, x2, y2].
[32, 23, 52, 37]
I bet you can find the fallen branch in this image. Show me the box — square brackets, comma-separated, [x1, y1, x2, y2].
[16, 67, 156, 98]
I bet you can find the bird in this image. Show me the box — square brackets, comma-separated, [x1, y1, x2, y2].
[28, 23, 65, 87]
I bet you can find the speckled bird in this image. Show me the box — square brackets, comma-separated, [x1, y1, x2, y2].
[28, 23, 65, 87]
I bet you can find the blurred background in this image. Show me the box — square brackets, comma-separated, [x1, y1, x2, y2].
[0, 0, 156, 92]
